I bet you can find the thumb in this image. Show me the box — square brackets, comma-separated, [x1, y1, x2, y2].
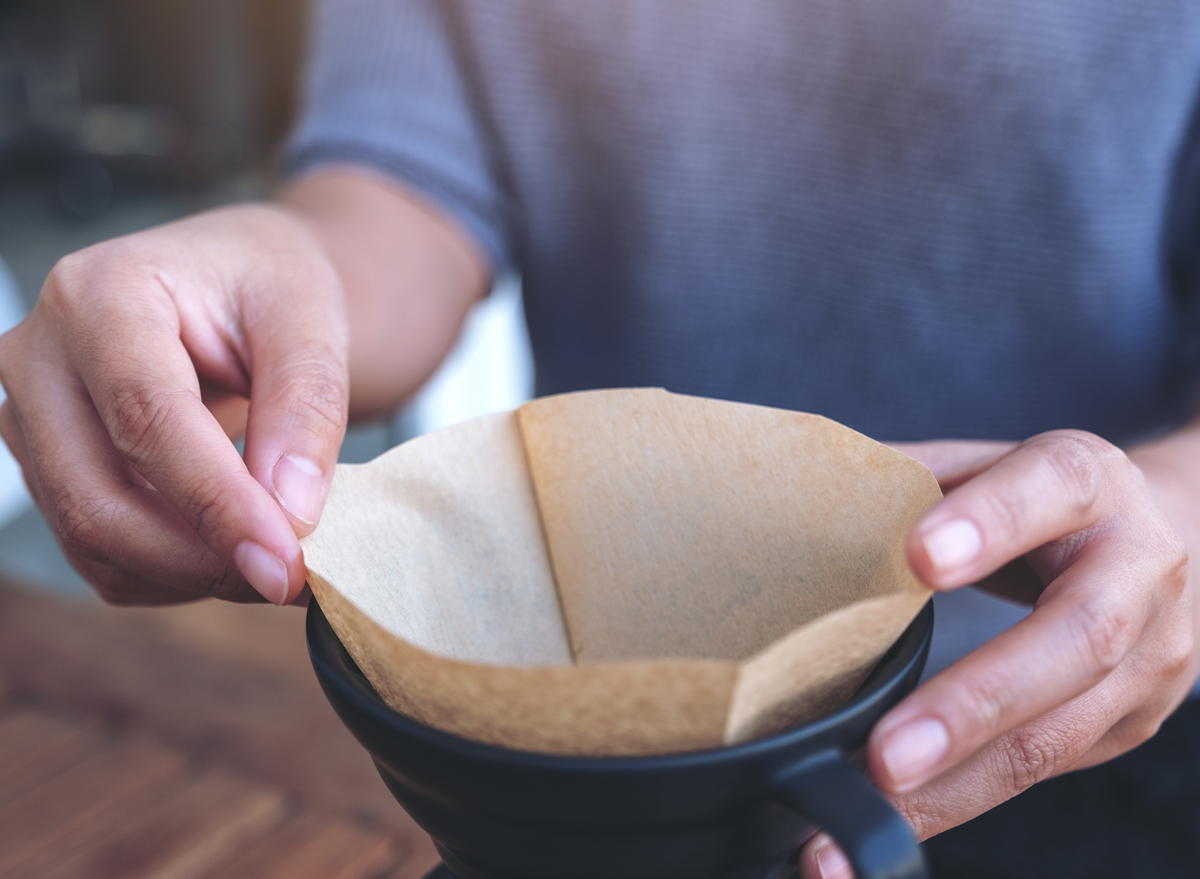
[239, 263, 350, 540]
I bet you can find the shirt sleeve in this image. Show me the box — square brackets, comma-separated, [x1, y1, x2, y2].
[285, 0, 515, 277]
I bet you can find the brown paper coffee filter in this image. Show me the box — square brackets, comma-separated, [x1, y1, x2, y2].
[302, 388, 941, 757]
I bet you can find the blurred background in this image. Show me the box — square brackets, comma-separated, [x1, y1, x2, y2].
[0, 0, 533, 600]
[0, 7, 1028, 875]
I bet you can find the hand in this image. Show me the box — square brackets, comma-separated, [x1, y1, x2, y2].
[0, 205, 350, 605]
[799, 430, 1198, 878]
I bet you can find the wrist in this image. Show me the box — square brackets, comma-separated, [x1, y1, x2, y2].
[1128, 433, 1200, 541]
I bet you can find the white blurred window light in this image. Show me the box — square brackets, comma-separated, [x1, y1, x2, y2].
[400, 278, 534, 437]
[0, 258, 30, 528]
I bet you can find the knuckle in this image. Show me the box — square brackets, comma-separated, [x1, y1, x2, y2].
[953, 673, 1009, 732]
[893, 789, 941, 841]
[1159, 534, 1190, 598]
[1034, 432, 1108, 514]
[1001, 727, 1060, 793]
[1162, 635, 1195, 685]
[1070, 597, 1139, 675]
[54, 492, 121, 563]
[285, 363, 349, 437]
[43, 241, 140, 310]
[105, 381, 188, 466]
[174, 473, 228, 538]
[40, 241, 174, 343]
[1158, 614, 1195, 684]
[42, 251, 91, 307]
[978, 483, 1032, 543]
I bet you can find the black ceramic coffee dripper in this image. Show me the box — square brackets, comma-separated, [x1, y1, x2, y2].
[307, 600, 933, 879]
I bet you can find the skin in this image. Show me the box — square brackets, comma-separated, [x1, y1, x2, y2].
[0, 168, 488, 605]
[0, 166, 1195, 866]
[800, 431, 1198, 878]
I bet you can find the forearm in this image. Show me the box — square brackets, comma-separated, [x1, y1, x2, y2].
[278, 167, 490, 420]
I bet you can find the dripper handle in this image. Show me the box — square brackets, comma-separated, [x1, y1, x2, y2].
[773, 749, 927, 879]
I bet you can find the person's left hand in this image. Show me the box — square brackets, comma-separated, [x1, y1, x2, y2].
[798, 429, 1199, 879]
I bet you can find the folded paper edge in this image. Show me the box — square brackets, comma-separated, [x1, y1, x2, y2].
[514, 400, 578, 663]
[310, 571, 740, 756]
[308, 390, 944, 755]
[723, 590, 932, 744]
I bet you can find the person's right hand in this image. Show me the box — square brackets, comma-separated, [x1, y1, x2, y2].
[0, 204, 350, 605]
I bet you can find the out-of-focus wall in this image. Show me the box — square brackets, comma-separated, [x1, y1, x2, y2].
[97, 0, 308, 177]
[0, 0, 308, 191]
[0, 0, 536, 598]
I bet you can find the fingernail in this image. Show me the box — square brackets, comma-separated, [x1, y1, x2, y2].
[923, 519, 982, 574]
[234, 541, 290, 606]
[881, 717, 950, 792]
[272, 455, 324, 526]
[814, 836, 851, 879]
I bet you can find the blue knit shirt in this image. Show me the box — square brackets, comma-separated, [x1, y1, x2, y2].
[289, 0, 1200, 445]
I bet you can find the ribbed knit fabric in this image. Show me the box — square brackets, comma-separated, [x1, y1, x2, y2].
[289, 0, 1200, 445]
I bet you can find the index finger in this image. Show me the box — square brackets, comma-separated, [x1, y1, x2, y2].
[868, 434, 1169, 794]
[871, 542, 1150, 795]
[69, 296, 305, 605]
[907, 431, 1126, 590]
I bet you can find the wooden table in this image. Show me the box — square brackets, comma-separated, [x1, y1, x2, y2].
[0, 580, 441, 879]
